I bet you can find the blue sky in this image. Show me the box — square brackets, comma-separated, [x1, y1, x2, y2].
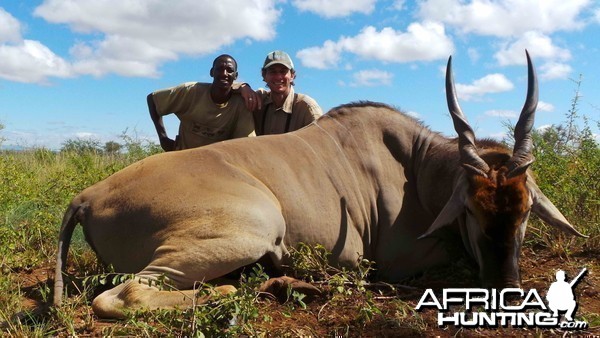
[1, 0, 599, 150]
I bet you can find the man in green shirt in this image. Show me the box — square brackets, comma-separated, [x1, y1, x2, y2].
[148, 54, 256, 151]
[241, 50, 323, 135]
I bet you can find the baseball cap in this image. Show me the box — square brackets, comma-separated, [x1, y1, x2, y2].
[262, 50, 294, 70]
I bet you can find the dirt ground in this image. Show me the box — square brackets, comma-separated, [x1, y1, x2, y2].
[15, 246, 600, 337]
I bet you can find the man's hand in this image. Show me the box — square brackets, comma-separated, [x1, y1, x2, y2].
[240, 84, 262, 111]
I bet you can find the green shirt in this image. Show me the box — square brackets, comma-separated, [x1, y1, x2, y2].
[152, 82, 255, 149]
[253, 87, 322, 135]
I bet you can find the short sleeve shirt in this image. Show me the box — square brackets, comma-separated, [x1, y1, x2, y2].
[253, 87, 322, 135]
[151, 82, 255, 149]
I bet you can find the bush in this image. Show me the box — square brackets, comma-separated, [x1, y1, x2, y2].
[118, 128, 163, 161]
[104, 141, 121, 155]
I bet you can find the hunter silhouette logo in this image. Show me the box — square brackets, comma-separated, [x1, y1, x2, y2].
[415, 267, 589, 330]
[546, 268, 587, 322]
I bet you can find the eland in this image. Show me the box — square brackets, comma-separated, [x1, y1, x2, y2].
[54, 51, 585, 318]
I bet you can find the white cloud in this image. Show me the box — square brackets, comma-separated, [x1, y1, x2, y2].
[342, 23, 454, 62]
[0, 40, 73, 83]
[417, 0, 592, 37]
[34, 0, 278, 50]
[539, 62, 572, 80]
[12, 0, 280, 80]
[485, 109, 517, 118]
[0, 9, 70, 83]
[495, 32, 571, 66]
[455, 73, 514, 101]
[68, 36, 178, 78]
[298, 22, 454, 68]
[0, 8, 22, 43]
[537, 101, 555, 112]
[350, 69, 393, 87]
[296, 40, 342, 69]
[292, 0, 375, 18]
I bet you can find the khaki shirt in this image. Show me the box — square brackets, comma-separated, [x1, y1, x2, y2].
[152, 82, 255, 149]
[254, 87, 322, 135]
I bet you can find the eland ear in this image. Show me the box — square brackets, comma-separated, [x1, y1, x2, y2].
[528, 182, 588, 238]
[419, 182, 467, 239]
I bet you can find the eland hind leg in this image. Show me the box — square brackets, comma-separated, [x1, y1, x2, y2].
[91, 206, 287, 318]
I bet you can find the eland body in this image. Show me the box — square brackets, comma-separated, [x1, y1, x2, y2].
[54, 52, 585, 318]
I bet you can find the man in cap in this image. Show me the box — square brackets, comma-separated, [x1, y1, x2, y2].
[148, 54, 256, 151]
[241, 50, 322, 135]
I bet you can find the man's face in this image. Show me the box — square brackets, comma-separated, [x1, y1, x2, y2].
[263, 64, 295, 95]
[211, 57, 238, 90]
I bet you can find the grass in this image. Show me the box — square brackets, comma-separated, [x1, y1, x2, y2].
[0, 138, 162, 336]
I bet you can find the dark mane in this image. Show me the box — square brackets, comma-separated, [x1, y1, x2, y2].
[326, 101, 425, 126]
[445, 137, 508, 150]
[476, 138, 508, 150]
[333, 101, 396, 110]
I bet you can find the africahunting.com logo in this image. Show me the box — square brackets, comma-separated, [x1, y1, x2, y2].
[415, 268, 589, 330]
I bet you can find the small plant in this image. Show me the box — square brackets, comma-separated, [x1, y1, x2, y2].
[82, 272, 137, 290]
[288, 242, 333, 281]
[290, 244, 375, 296]
[288, 243, 384, 326]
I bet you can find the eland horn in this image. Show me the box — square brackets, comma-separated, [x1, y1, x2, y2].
[505, 50, 538, 177]
[446, 55, 490, 177]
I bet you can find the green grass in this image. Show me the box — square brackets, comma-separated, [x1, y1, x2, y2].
[0, 140, 162, 336]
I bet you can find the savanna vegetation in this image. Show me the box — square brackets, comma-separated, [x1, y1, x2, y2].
[0, 83, 598, 336]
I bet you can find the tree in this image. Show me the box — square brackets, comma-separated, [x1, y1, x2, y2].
[104, 141, 122, 155]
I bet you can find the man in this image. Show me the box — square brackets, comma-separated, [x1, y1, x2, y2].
[242, 50, 322, 135]
[148, 54, 255, 151]
[546, 269, 580, 321]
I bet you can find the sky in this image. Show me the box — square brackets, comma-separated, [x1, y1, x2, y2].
[1, 0, 599, 150]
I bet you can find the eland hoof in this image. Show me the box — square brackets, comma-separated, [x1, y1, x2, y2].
[259, 276, 321, 302]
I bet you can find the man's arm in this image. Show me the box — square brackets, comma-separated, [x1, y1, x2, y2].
[147, 93, 176, 152]
[232, 82, 262, 111]
[301, 95, 323, 125]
